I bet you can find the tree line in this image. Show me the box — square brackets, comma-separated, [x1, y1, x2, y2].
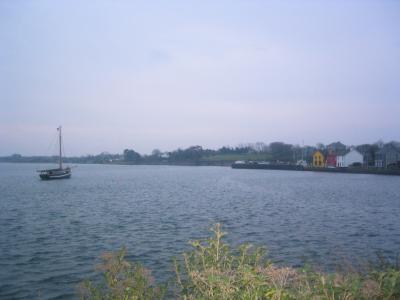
[2, 140, 399, 165]
[122, 140, 400, 165]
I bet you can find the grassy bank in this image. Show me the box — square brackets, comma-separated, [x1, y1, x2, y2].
[79, 224, 400, 299]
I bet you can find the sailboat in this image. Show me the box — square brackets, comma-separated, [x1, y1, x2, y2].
[38, 126, 71, 180]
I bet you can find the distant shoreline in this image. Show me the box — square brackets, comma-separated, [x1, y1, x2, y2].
[232, 162, 400, 176]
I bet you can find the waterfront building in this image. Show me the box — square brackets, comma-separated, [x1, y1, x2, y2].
[312, 150, 325, 167]
[337, 148, 363, 167]
[326, 142, 347, 168]
[326, 152, 337, 167]
[375, 143, 400, 168]
[337, 155, 345, 167]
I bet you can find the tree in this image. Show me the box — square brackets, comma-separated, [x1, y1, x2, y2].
[151, 149, 162, 157]
[123, 149, 141, 163]
[253, 142, 268, 153]
[269, 142, 293, 162]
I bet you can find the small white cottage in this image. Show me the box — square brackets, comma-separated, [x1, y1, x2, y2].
[336, 148, 363, 167]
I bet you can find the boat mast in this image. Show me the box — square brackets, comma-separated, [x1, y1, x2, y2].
[58, 126, 62, 169]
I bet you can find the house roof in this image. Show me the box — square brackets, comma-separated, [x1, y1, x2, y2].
[313, 150, 327, 157]
[326, 142, 348, 156]
[327, 141, 346, 149]
[335, 148, 363, 157]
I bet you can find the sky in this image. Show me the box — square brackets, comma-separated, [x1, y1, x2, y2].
[1, 0, 399, 156]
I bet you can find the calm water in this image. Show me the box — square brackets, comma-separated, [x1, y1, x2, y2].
[1, 163, 400, 299]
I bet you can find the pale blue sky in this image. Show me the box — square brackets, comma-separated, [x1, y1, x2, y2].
[1, 0, 399, 155]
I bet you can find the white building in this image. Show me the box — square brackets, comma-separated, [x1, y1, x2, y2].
[336, 148, 363, 167]
[337, 155, 345, 167]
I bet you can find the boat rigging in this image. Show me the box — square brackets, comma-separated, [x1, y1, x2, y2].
[37, 126, 71, 180]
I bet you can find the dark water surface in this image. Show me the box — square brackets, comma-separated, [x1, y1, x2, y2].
[1, 163, 400, 299]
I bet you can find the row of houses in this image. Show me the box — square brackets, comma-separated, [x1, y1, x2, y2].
[311, 142, 400, 168]
[312, 148, 363, 168]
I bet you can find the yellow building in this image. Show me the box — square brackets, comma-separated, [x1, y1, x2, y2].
[313, 150, 325, 167]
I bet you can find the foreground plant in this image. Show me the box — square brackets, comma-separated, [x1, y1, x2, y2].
[78, 247, 165, 300]
[174, 223, 272, 299]
[80, 224, 400, 300]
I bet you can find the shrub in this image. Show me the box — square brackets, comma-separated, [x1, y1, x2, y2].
[78, 247, 165, 300]
[79, 224, 400, 300]
[174, 223, 270, 299]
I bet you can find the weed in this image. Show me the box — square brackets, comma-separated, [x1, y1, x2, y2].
[79, 224, 400, 300]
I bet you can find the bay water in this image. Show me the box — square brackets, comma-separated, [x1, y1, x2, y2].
[1, 163, 400, 299]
